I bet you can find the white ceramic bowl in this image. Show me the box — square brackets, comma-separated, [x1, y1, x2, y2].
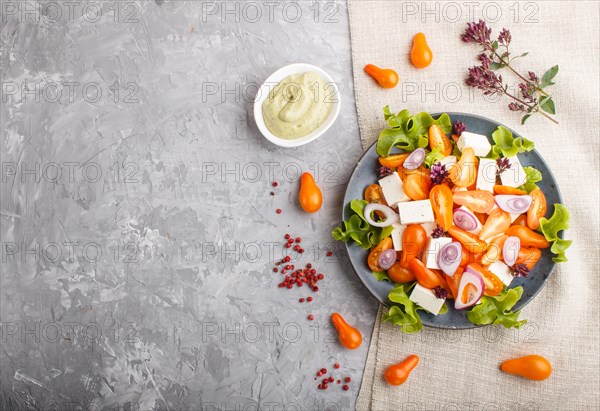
[253, 63, 341, 148]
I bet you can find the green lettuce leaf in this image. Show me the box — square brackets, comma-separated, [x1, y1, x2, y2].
[332, 200, 394, 249]
[372, 270, 390, 282]
[519, 166, 543, 193]
[424, 147, 445, 168]
[486, 126, 535, 159]
[466, 286, 527, 329]
[383, 282, 450, 333]
[539, 204, 572, 262]
[382, 283, 423, 334]
[377, 107, 452, 156]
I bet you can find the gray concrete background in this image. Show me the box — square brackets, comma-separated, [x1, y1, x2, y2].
[0, 1, 378, 410]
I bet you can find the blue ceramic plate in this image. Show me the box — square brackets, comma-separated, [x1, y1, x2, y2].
[342, 112, 562, 329]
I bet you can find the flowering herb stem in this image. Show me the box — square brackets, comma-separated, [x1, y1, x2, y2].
[503, 90, 559, 125]
[488, 47, 550, 97]
[462, 20, 559, 125]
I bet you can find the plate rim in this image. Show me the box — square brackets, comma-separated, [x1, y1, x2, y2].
[341, 111, 564, 330]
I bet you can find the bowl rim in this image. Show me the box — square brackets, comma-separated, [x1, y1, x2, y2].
[253, 63, 341, 148]
[341, 111, 564, 329]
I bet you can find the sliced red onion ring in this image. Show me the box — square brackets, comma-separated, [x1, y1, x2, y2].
[403, 148, 426, 170]
[495, 195, 532, 214]
[438, 242, 462, 277]
[453, 207, 478, 231]
[454, 267, 485, 310]
[378, 249, 397, 270]
[503, 236, 521, 266]
[363, 203, 399, 227]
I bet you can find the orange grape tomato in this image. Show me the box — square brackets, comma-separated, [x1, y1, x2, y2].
[506, 225, 550, 248]
[446, 268, 463, 300]
[467, 263, 503, 296]
[298, 172, 323, 213]
[428, 124, 452, 156]
[408, 258, 441, 289]
[433, 269, 451, 294]
[447, 225, 488, 254]
[384, 355, 420, 386]
[474, 212, 488, 225]
[368, 237, 393, 272]
[466, 179, 478, 192]
[364, 184, 387, 204]
[404, 173, 431, 200]
[429, 184, 454, 230]
[494, 185, 527, 195]
[384, 354, 419, 386]
[479, 208, 511, 241]
[459, 245, 475, 267]
[460, 282, 478, 305]
[411, 32, 433, 68]
[387, 262, 416, 284]
[527, 188, 547, 230]
[398, 165, 429, 183]
[400, 224, 428, 267]
[481, 235, 508, 265]
[331, 312, 363, 350]
[364, 184, 388, 218]
[512, 214, 527, 226]
[453, 190, 495, 213]
[449, 147, 478, 187]
[379, 153, 409, 169]
[515, 246, 542, 270]
[500, 355, 552, 381]
[364, 64, 399, 89]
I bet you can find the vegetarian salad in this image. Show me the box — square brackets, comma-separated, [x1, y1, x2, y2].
[333, 107, 571, 333]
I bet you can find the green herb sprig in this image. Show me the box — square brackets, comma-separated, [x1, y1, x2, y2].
[462, 20, 559, 125]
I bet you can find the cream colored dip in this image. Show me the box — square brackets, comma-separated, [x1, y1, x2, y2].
[262, 72, 333, 139]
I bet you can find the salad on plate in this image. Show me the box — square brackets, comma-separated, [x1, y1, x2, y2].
[333, 107, 571, 333]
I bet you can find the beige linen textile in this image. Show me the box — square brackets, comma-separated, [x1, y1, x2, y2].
[348, 1, 600, 410]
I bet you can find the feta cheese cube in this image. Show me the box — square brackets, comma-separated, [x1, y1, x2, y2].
[391, 223, 406, 251]
[488, 260, 514, 286]
[439, 155, 457, 171]
[476, 158, 498, 192]
[499, 156, 527, 188]
[457, 131, 492, 157]
[398, 200, 435, 225]
[379, 172, 410, 207]
[409, 283, 446, 315]
[423, 237, 453, 269]
[457, 206, 482, 235]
